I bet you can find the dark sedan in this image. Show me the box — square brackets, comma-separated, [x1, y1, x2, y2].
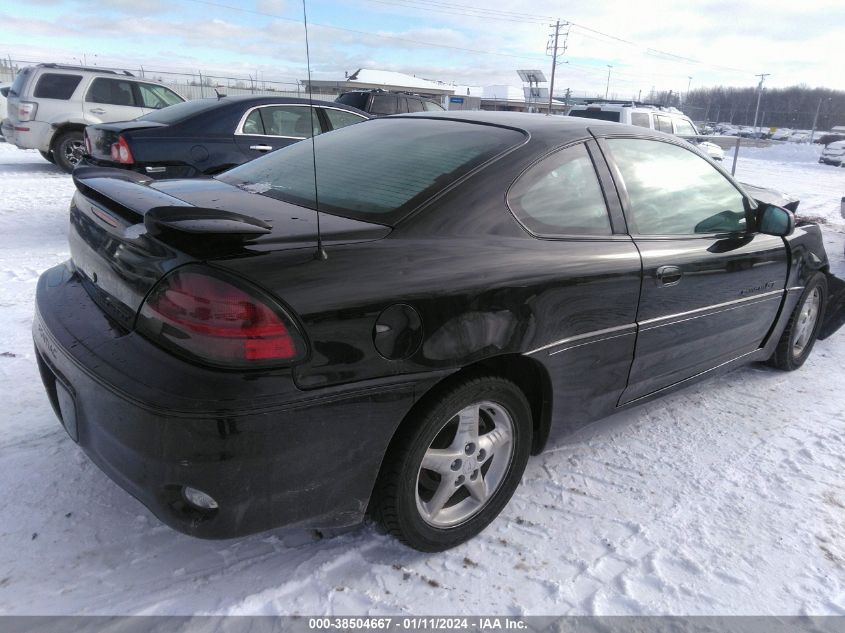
[35, 112, 845, 551]
[80, 95, 369, 179]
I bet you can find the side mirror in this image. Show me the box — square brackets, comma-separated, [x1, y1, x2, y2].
[757, 204, 795, 237]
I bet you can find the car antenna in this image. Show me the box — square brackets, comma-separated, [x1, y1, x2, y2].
[214, 86, 226, 100]
[302, 0, 327, 261]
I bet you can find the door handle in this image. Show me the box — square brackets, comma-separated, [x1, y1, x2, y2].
[249, 144, 273, 152]
[89, 108, 106, 115]
[656, 265, 683, 287]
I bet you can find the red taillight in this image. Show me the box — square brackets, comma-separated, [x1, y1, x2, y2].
[83, 130, 92, 155]
[110, 135, 134, 164]
[138, 268, 306, 367]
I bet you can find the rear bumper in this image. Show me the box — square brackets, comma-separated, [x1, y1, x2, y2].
[34, 263, 433, 538]
[2, 119, 52, 151]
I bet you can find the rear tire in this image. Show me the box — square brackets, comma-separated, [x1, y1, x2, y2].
[769, 273, 827, 371]
[373, 375, 532, 552]
[52, 130, 84, 173]
[39, 150, 55, 164]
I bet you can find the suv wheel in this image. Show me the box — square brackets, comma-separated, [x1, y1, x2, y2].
[374, 375, 531, 551]
[53, 130, 84, 173]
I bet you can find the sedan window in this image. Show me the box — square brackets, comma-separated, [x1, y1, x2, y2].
[251, 106, 320, 138]
[323, 108, 366, 130]
[607, 138, 747, 235]
[508, 144, 611, 237]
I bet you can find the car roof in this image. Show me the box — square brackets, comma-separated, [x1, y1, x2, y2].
[213, 95, 361, 108]
[397, 110, 663, 140]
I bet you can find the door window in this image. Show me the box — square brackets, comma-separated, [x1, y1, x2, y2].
[424, 100, 444, 111]
[240, 109, 265, 135]
[323, 108, 366, 130]
[630, 112, 651, 128]
[253, 106, 319, 138]
[673, 118, 697, 136]
[654, 115, 673, 133]
[508, 144, 611, 236]
[370, 94, 399, 115]
[137, 83, 183, 109]
[33, 74, 82, 100]
[406, 98, 424, 113]
[607, 138, 747, 235]
[85, 78, 136, 106]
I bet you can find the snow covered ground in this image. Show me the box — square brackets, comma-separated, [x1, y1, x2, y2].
[0, 142, 844, 616]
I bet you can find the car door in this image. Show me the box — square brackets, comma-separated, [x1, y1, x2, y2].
[508, 141, 642, 429]
[233, 104, 322, 161]
[82, 77, 146, 123]
[600, 136, 789, 403]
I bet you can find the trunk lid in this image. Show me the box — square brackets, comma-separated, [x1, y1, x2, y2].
[69, 168, 390, 329]
[84, 120, 167, 162]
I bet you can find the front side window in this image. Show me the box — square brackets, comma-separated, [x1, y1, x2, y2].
[218, 118, 525, 225]
[85, 78, 136, 106]
[607, 138, 747, 235]
[673, 118, 697, 136]
[508, 144, 611, 237]
[323, 108, 366, 130]
[137, 83, 183, 109]
[33, 73, 82, 100]
[370, 94, 399, 115]
[630, 112, 651, 128]
[424, 100, 445, 111]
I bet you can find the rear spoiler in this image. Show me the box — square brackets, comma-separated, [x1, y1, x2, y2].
[72, 166, 272, 252]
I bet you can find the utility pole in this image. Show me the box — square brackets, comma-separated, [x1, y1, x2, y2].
[546, 20, 570, 115]
[752, 73, 770, 134]
[605, 65, 612, 100]
[810, 97, 828, 143]
[686, 76, 692, 105]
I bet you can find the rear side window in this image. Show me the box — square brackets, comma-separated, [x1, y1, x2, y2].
[569, 109, 621, 123]
[630, 112, 651, 128]
[370, 94, 399, 115]
[218, 118, 525, 225]
[259, 106, 319, 138]
[655, 115, 673, 133]
[508, 144, 611, 236]
[335, 92, 368, 109]
[406, 98, 424, 113]
[33, 73, 82, 100]
[85, 78, 136, 106]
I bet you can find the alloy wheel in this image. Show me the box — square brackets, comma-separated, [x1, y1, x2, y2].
[415, 400, 514, 528]
[793, 287, 821, 356]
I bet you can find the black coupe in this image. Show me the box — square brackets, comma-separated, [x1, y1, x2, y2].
[80, 95, 369, 179]
[35, 112, 845, 551]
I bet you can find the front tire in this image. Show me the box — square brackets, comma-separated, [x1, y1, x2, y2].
[769, 273, 827, 371]
[52, 130, 84, 173]
[374, 375, 532, 552]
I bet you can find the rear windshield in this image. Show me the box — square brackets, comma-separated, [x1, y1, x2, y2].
[568, 109, 621, 123]
[138, 98, 221, 123]
[34, 73, 82, 100]
[9, 68, 31, 97]
[217, 118, 525, 225]
[335, 93, 368, 109]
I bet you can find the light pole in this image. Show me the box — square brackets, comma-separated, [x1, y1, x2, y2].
[752, 73, 770, 135]
[605, 65, 612, 100]
[686, 76, 692, 104]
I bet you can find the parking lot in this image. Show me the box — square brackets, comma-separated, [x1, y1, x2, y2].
[0, 141, 844, 615]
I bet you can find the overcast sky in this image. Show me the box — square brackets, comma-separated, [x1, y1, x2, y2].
[3, 0, 843, 97]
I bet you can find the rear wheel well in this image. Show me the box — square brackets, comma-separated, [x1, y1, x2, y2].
[50, 124, 86, 151]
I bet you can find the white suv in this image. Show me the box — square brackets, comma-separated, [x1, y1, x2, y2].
[3, 64, 184, 172]
[567, 101, 725, 161]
